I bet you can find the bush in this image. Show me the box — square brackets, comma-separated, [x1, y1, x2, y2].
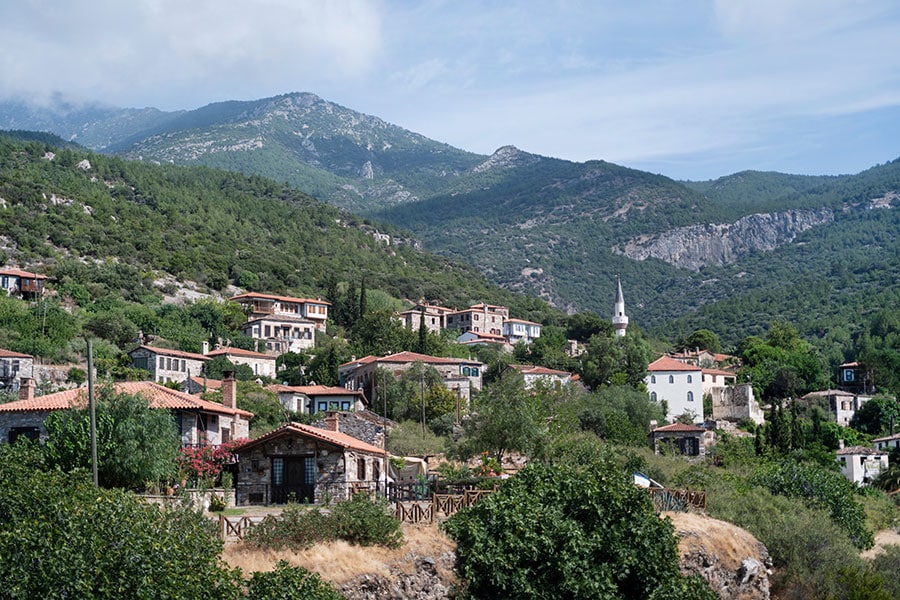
[442, 460, 716, 600]
[871, 544, 900, 599]
[331, 493, 403, 548]
[245, 495, 402, 551]
[246, 561, 344, 600]
[752, 459, 873, 549]
[0, 443, 241, 598]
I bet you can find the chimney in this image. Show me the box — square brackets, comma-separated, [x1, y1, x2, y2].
[201, 341, 209, 355]
[18, 378, 35, 402]
[324, 411, 339, 432]
[222, 371, 236, 409]
[649, 419, 658, 432]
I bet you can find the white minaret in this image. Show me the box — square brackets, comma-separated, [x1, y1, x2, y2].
[612, 276, 629, 337]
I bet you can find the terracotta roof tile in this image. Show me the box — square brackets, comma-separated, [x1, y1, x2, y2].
[265, 384, 364, 397]
[0, 381, 252, 417]
[205, 347, 274, 360]
[129, 345, 208, 361]
[648, 356, 702, 372]
[0, 348, 33, 359]
[340, 351, 482, 368]
[651, 423, 706, 433]
[236, 421, 387, 456]
[230, 292, 332, 306]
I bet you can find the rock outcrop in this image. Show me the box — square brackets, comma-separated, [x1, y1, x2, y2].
[617, 208, 833, 271]
[339, 551, 457, 600]
[666, 511, 772, 600]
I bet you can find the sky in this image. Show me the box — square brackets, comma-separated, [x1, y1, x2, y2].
[2, 0, 900, 181]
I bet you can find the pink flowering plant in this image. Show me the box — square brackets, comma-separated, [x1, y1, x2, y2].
[176, 438, 248, 488]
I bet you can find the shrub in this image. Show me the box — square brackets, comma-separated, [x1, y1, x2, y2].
[331, 493, 403, 548]
[246, 561, 344, 600]
[0, 443, 241, 598]
[871, 544, 900, 600]
[442, 460, 716, 600]
[752, 459, 873, 549]
[245, 504, 335, 551]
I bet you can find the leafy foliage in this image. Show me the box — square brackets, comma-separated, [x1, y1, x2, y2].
[247, 561, 344, 600]
[0, 443, 241, 599]
[443, 459, 716, 600]
[43, 386, 180, 489]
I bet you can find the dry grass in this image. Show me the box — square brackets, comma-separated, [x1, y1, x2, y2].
[665, 511, 764, 571]
[221, 523, 457, 585]
[861, 528, 900, 560]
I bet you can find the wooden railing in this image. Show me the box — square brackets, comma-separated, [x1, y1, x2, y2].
[647, 487, 707, 512]
[394, 486, 497, 524]
[218, 514, 267, 541]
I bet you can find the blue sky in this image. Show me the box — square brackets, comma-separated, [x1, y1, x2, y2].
[2, 0, 900, 180]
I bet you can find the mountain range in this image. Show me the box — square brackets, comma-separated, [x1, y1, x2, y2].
[1, 92, 898, 347]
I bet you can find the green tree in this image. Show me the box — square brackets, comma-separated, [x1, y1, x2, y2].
[850, 395, 900, 435]
[247, 561, 343, 600]
[0, 443, 241, 599]
[680, 329, 721, 354]
[43, 387, 180, 489]
[443, 459, 716, 600]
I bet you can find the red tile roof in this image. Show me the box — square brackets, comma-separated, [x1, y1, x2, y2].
[510, 364, 571, 377]
[129, 345, 208, 361]
[266, 384, 364, 397]
[651, 423, 706, 433]
[836, 445, 882, 456]
[188, 376, 222, 389]
[702, 367, 736, 377]
[0, 348, 33, 359]
[205, 347, 275, 360]
[230, 292, 332, 306]
[340, 351, 482, 368]
[0, 381, 252, 417]
[647, 356, 702, 372]
[236, 421, 387, 456]
[0, 268, 47, 279]
[505, 318, 540, 325]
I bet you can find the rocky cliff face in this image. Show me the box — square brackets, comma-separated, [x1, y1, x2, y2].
[616, 208, 834, 271]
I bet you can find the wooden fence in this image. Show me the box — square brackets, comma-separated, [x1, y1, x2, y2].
[646, 487, 707, 512]
[395, 487, 497, 525]
[218, 514, 267, 542]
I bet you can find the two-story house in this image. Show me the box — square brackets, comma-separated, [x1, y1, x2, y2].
[339, 351, 485, 406]
[0, 268, 46, 299]
[265, 384, 367, 415]
[129, 345, 209, 384]
[502, 318, 542, 346]
[240, 315, 317, 355]
[231, 292, 331, 333]
[508, 364, 572, 389]
[397, 302, 455, 334]
[645, 356, 704, 423]
[204, 346, 277, 379]
[445, 303, 509, 337]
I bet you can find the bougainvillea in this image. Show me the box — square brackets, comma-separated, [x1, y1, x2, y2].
[176, 438, 247, 487]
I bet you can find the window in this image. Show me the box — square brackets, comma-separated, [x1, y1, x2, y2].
[373, 460, 380, 483]
[159, 356, 165, 368]
[8, 426, 39, 443]
[341, 401, 351, 410]
[357, 458, 366, 480]
[272, 458, 284, 485]
[462, 366, 470, 376]
[687, 375, 692, 383]
[650, 392, 657, 402]
[687, 391, 694, 402]
[668, 375, 674, 384]
[265, 325, 271, 336]
[843, 369, 854, 382]
[317, 401, 327, 412]
[651, 375, 656, 384]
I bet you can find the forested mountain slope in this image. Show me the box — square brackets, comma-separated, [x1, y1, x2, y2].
[0, 133, 513, 310]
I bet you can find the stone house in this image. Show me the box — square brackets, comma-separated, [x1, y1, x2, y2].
[445, 303, 509, 337]
[0, 376, 252, 445]
[649, 423, 708, 457]
[0, 348, 34, 392]
[233, 413, 388, 505]
[836, 442, 889, 486]
[128, 345, 209, 385]
[397, 302, 455, 334]
[231, 292, 330, 333]
[265, 384, 367, 415]
[0, 268, 47, 299]
[339, 351, 484, 406]
[645, 356, 704, 423]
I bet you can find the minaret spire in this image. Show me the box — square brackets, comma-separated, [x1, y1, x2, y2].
[612, 275, 628, 337]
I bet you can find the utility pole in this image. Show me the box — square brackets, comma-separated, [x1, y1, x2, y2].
[87, 338, 98, 487]
[420, 371, 426, 439]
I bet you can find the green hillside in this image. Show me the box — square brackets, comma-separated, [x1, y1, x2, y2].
[0, 133, 513, 310]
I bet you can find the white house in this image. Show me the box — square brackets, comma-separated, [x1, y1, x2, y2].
[836, 443, 889, 486]
[231, 292, 331, 332]
[502, 318, 542, 346]
[240, 315, 317, 355]
[873, 432, 900, 453]
[645, 356, 704, 423]
[265, 384, 367, 415]
[801, 390, 872, 427]
[509, 364, 572, 389]
[204, 346, 277, 379]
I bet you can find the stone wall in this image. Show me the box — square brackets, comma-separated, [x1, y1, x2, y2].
[0, 410, 49, 443]
[711, 384, 764, 425]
